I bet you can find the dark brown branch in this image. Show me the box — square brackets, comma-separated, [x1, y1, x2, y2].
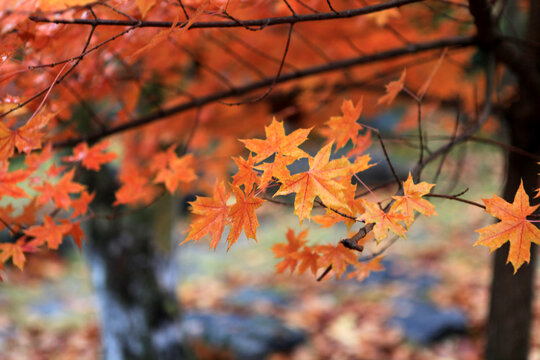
[30, 0, 422, 29]
[53, 35, 475, 148]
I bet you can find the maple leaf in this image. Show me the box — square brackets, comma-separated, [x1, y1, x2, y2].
[226, 186, 264, 249]
[361, 200, 407, 242]
[232, 154, 259, 192]
[0, 162, 29, 200]
[274, 142, 350, 223]
[13, 200, 41, 227]
[391, 173, 437, 227]
[475, 181, 540, 273]
[347, 256, 385, 282]
[46, 163, 66, 177]
[313, 180, 365, 229]
[114, 165, 157, 206]
[63, 141, 117, 171]
[367, 8, 400, 26]
[0, 112, 54, 162]
[154, 153, 196, 193]
[129, 1, 209, 61]
[0, 240, 26, 271]
[0, 205, 16, 231]
[346, 130, 372, 158]
[272, 228, 308, 273]
[254, 154, 291, 191]
[377, 69, 406, 106]
[24, 143, 53, 170]
[34, 168, 85, 210]
[137, 0, 157, 18]
[346, 154, 374, 176]
[292, 247, 320, 275]
[314, 243, 359, 279]
[60, 219, 86, 250]
[183, 181, 230, 249]
[240, 117, 311, 163]
[70, 191, 95, 218]
[322, 98, 363, 149]
[24, 215, 72, 250]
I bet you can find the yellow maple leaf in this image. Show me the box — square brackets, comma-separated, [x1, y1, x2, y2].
[274, 142, 350, 223]
[475, 181, 540, 273]
[361, 200, 407, 242]
[377, 69, 406, 106]
[391, 173, 437, 227]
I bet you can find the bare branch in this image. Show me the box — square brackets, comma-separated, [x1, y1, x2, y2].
[53, 35, 475, 148]
[30, 0, 423, 29]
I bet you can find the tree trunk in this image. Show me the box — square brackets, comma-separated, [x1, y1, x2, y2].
[485, 88, 540, 360]
[84, 170, 193, 360]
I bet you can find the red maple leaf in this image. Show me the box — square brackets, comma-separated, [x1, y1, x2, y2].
[34, 168, 85, 210]
[63, 141, 117, 171]
[0, 162, 30, 200]
[24, 215, 72, 250]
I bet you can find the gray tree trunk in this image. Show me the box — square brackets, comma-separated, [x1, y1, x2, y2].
[83, 170, 193, 360]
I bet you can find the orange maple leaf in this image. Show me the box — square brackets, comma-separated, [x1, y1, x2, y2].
[226, 186, 264, 249]
[114, 165, 157, 206]
[322, 98, 363, 149]
[240, 117, 311, 163]
[272, 228, 308, 273]
[70, 191, 95, 218]
[274, 142, 351, 223]
[24, 143, 53, 170]
[154, 153, 196, 193]
[347, 256, 385, 282]
[63, 141, 117, 171]
[313, 180, 365, 229]
[292, 247, 321, 275]
[183, 181, 230, 249]
[137, 0, 157, 18]
[346, 130, 372, 158]
[0, 240, 26, 271]
[13, 200, 41, 228]
[377, 69, 406, 106]
[391, 173, 437, 227]
[0, 112, 53, 161]
[314, 243, 358, 279]
[232, 154, 259, 193]
[254, 154, 291, 191]
[361, 200, 407, 242]
[34, 168, 85, 210]
[24, 215, 72, 250]
[0, 162, 29, 200]
[60, 219, 86, 250]
[475, 181, 540, 273]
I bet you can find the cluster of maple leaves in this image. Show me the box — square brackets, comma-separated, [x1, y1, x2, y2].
[182, 98, 540, 279]
[0, 0, 539, 283]
[1, 94, 539, 282]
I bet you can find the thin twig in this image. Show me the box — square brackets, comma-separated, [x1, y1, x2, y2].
[220, 23, 294, 105]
